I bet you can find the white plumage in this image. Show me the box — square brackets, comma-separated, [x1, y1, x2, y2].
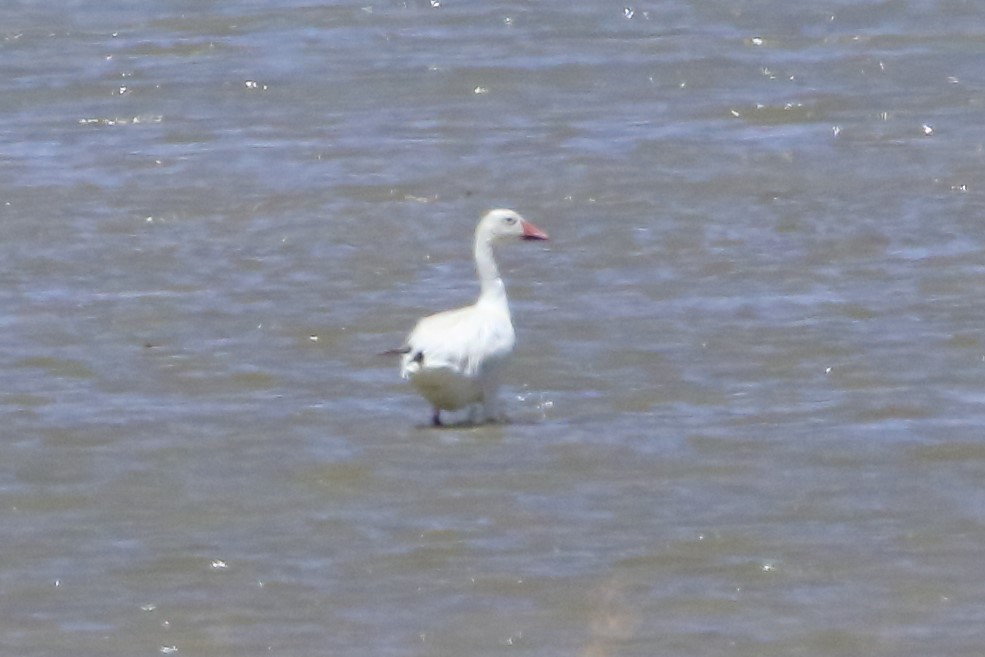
[390, 208, 548, 426]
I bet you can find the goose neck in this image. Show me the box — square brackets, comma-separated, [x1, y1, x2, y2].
[474, 233, 506, 303]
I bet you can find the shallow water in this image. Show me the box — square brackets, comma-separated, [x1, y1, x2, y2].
[3, 1, 985, 655]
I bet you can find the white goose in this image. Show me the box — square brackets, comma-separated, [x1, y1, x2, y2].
[389, 208, 548, 426]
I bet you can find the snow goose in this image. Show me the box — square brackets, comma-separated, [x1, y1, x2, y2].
[388, 208, 548, 426]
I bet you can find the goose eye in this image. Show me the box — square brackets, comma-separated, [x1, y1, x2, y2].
[504, 215, 517, 225]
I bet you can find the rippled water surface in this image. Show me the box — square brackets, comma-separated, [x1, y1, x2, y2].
[4, 1, 985, 655]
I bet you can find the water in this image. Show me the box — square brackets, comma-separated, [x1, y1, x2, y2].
[3, 1, 985, 655]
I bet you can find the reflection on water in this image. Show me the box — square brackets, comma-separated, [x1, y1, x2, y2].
[3, 1, 985, 655]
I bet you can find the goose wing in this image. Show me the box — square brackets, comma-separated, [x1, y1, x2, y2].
[402, 303, 515, 379]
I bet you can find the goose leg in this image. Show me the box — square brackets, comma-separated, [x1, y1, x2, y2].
[431, 408, 442, 427]
[461, 404, 474, 425]
[480, 375, 503, 423]
[481, 399, 499, 423]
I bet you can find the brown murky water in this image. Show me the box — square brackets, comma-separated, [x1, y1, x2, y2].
[3, 2, 985, 655]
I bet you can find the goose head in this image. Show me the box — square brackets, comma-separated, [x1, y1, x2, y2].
[477, 208, 549, 244]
